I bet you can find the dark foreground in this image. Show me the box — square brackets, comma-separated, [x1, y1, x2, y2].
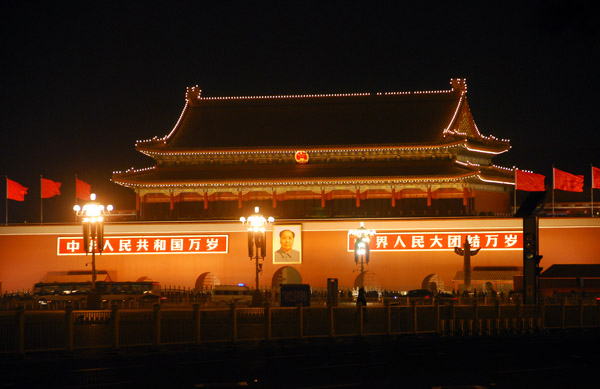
[1, 330, 599, 388]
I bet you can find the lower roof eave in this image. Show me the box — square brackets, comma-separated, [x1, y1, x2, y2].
[112, 173, 515, 195]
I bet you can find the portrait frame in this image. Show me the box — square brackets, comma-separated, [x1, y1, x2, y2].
[272, 224, 302, 264]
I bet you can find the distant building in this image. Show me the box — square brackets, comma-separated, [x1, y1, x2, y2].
[538, 264, 600, 297]
[453, 266, 522, 293]
[113, 79, 514, 220]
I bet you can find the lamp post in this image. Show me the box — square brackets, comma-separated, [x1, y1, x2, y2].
[240, 207, 274, 300]
[73, 193, 113, 309]
[349, 222, 376, 289]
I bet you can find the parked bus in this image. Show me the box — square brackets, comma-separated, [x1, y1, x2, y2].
[33, 281, 161, 305]
[210, 285, 253, 305]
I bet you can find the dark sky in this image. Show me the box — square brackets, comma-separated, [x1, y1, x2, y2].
[1, 1, 598, 223]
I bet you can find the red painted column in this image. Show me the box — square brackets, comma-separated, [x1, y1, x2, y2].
[356, 189, 360, 208]
[140, 193, 145, 219]
[470, 188, 475, 213]
[169, 192, 175, 219]
[321, 189, 326, 208]
[427, 187, 432, 207]
[203, 192, 208, 210]
[273, 190, 277, 208]
[238, 191, 243, 209]
[391, 187, 396, 207]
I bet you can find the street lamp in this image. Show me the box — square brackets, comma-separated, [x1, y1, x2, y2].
[349, 222, 376, 289]
[240, 207, 274, 301]
[73, 193, 113, 309]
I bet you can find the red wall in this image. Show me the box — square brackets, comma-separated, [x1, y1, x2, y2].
[473, 190, 511, 215]
[1, 218, 599, 292]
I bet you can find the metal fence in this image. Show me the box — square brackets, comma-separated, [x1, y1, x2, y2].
[1, 301, 599, 354]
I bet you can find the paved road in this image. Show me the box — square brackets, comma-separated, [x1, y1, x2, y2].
[1, 330, 598, 388]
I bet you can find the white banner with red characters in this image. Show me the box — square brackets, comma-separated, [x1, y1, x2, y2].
[57, 235, 228, 255]
[347, 231, 522, 252]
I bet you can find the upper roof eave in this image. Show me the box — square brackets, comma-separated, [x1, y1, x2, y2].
[111, 159, 487, 188]
[135, 140, 467, 155]
[135, 138, 510, 156]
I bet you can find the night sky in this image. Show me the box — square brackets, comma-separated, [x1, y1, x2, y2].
[1, 1, 598, 223]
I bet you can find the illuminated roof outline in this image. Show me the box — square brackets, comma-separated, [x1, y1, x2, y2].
[112, 159, 514, 189]
[134, 78, 510, 153]
[115, 79, 514, 192]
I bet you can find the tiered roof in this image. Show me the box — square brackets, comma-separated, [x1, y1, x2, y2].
[113, 78, 513, 191]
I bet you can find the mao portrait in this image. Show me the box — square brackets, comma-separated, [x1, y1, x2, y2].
[273, 225, 302, 264]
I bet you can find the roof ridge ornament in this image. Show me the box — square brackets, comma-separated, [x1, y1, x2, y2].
[450, 78, 467, 94]
[186, 85, 202, 101]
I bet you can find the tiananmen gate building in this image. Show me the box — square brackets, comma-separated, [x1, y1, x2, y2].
[2, 79, 599, 294]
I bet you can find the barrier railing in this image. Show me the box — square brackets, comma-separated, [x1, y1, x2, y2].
[1, 301, 599, 354]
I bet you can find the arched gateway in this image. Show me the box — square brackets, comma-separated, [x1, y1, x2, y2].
[353, 271, 381, 291]
[195, 272, 220, 290]
[271, 266, 302, 288]
[422, 273, 445, 292]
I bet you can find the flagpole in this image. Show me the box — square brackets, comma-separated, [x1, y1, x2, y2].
[40, 174, 43, 224]
[513, 168, 517, 216]
[552, 166, 555, 217]
[5, 175, 7, 225]
[592, 164, 595, 217]
[75, 174, 78, 222]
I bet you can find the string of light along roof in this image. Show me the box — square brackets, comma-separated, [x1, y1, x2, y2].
[134, 142, 469, 156]
[455, 160, 480, 167]
[455, 160, 515, 176]
[512, 166, 536, 174]
[113, 166, 156, 175]
[492, 164, 515, 172]
[161, 100, 189, 143]
[192, 89, 460, 100]
[443, 129, 509, 143]
[461, 143, 509, 155]
[471, 122, 509, 142]
[476, 175, 515, 185]
[471, 120, 483, 138]
[443, 95, 465, 136]
[113, 173, 480, 188]
[443, 126, 509, 142]
[117, 150, 513, 176]
[188, 82, 462, 101]
[198, 92, 372, 100]
[414, 90, 453, 94]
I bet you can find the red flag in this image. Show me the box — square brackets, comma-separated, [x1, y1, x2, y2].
[593, 166, 600, 190]
[554, 168, 584, 192]
[76, 178, 91, 200]
[7, 178, 28, 201]
[41, 178, 61, 198]
[75, 178, 92, 200]
[515, 169, 546, 191]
